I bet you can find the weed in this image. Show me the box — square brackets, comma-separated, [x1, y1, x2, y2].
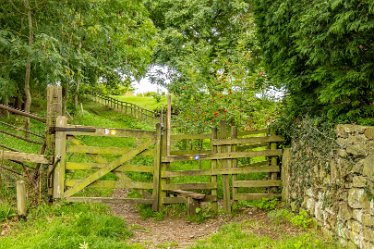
[235, 198, 279, 211]
[290, 209, 314, 229]
[0, 202, 16, 222]
[188, 206, 217, 224]
[267, 208, 293, 224]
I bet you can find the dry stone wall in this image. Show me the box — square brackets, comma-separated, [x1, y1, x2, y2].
[287, 124, 374, 249]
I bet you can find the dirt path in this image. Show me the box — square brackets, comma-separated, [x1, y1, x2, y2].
[110, 192, 301, 249]
[110, 199, 231, 249]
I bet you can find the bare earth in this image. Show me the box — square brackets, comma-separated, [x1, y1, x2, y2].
[110, 192, 301, 249]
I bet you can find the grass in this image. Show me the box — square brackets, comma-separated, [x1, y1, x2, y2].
[111, 95, 167, 111]
[0, 202, 144, 249]
[191, 222, 340, 249]
[74, 101, 154, 131]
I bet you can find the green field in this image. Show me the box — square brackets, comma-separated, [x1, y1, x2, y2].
[111, 95, 167, 111]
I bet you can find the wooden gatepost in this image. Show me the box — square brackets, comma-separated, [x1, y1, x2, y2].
[46, 85, 62, 197]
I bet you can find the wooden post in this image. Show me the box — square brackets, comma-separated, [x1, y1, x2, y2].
[16, 180, 26, 218]
[270, 129, 278, 193]
[281, 148, 290, 202]
[230, 126, 238, 203]
[46, 86, 62, 196]
[152, 123, 162, 211]
[219, 121, 231, 213]
[166, 94, 171, 156]
[53, 116, 68, 199]
[210, 127, 218, 211]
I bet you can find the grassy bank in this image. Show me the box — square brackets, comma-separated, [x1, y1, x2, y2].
[111, 95, 167, 111]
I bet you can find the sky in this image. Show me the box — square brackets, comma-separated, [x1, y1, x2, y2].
[131, 65, 168, 94]
[132, 77, 167, 94]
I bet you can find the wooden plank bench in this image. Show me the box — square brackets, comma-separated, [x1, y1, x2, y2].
[169, 190, 206, 215]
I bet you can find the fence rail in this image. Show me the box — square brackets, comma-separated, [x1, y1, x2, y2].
[88, 92, 160, 124]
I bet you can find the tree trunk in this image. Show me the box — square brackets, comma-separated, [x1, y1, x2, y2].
[24, 0, 33, 137]
[62, 80, 68, 115]
[74, 41, 82, 109]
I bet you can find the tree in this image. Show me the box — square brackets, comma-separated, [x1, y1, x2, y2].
[0, 0, 157, 114]
[253, 0, 374, 126]
[146, 0, 274, 129]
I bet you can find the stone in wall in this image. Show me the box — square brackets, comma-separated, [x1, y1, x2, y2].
[287, 124, 374, 249]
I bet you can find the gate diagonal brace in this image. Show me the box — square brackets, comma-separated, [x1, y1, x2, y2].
[63, 139, 154, 198]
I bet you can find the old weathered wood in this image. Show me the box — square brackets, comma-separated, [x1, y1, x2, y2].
[67, 145, 132, 155]
[162, 182, 216, 191]
[162, 195, 217, 204]
[270, 136, 278, 193]
[66, 197, 153, 204]
[233, 180, 282, 188]
[0, 130, 43, 145]
[170, 150, 212, 155]
[63, 139, 153, 197]
[0, 121, 45, 138]
[66, 162, 153, 173]
[162, 149, 283, 162]
[0, 104, 46, 123]
[210, 127, 218, 211]
[152, 123, 162, 211]
[162, 164, 277, 178]
[170, 134, 212, 140]
[282, 148, 290, 201]
[219, 121, 231, 213]
[169, 189, 206, 215]
[64, 126, 155, 138]
[16, 180, 26, 218]
[65, 179, 153, 189]
[53, 116, 68, 198]
[231, 126, 238, 202]
[166, 95, 171, 156]
[211, 135, 284, 146]
[170, 190, 206, 200]
[0, 150, 49, 164]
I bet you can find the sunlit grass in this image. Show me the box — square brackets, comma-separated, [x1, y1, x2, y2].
[111, 95, 167, 111]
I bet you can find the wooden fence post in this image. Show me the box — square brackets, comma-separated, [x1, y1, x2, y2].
[282, 148, 290, 202]
[210, 127, 218, 211]
[152, 123, 162, 211]
[230, 126, 238, 204]
[53, 116, 68, 199]
[269, 129, 278, 193]
[16, 180, 26, 218]
[46, 86, 62, 197]
[219, 121, 231, 213]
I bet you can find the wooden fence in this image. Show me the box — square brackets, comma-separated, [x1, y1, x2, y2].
[52, 117, 285, 213]
[88, 92, 159, 124]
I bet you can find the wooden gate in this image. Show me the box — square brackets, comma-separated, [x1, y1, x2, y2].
[51, 116, 285, 213]
[52, 116, 158, 206]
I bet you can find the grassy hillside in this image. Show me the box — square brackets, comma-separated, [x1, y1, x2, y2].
[111, 95, 167, 111]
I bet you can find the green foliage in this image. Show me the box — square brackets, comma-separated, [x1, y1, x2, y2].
[290, 209, 314, 229]
[268, 209, 314, 229]
[0, 202, 16, 222]
[191, 222, 340, 249]
[0, 0, 156, 110]
[0, 203, 140, 249]
[138, 205, 165, 221]
[253, 0, 374, 126]
[188, 206, 217, 224]
[243, 198, 279, 211]
[146, 0, 279, 130]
